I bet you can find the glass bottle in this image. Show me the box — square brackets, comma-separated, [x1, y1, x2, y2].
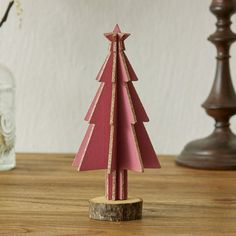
[0, 64, 15, 171]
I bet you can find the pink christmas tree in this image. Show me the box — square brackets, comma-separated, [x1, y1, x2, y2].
[73, 25, 160, 200]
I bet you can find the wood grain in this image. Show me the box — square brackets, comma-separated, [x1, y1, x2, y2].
[0, 153, 235, 235]
[89, 196, 142, 221]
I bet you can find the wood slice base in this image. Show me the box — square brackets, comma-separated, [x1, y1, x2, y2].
[89, 196, 143, 221]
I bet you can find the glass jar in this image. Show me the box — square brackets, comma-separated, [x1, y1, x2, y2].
[0, 64, 15, 171]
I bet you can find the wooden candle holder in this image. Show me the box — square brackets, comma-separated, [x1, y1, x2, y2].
[176, 0, 236, 169]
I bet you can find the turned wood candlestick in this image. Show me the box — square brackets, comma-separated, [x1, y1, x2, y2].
[176, 0, 236, 169]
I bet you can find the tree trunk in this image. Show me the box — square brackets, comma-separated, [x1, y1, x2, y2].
[106, 169, 127, 200]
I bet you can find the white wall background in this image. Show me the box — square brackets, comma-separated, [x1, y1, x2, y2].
[1, 0, 236, 154]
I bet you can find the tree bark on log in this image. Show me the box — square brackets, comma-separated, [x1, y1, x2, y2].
[89, 196, 142, 221]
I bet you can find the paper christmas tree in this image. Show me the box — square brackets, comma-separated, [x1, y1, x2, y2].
[73, 25, 160, 201]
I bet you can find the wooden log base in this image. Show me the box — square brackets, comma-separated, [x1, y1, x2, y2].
[89, 196, 143, 221]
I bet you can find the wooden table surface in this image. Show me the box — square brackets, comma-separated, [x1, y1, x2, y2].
[0, 154, 236, 236]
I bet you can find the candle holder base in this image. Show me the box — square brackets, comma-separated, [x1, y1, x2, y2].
[176, 130, 236, 169]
